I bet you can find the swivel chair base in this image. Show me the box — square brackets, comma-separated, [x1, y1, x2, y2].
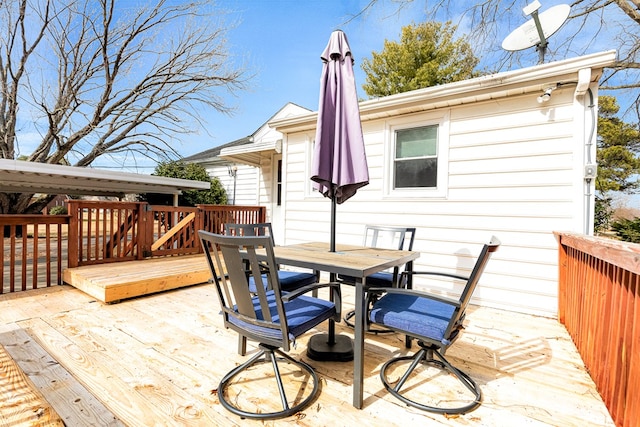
[219, 344, 320, 420]
[380, 341, 482, 415]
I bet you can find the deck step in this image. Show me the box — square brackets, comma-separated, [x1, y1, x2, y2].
[62, 255, 212, 303]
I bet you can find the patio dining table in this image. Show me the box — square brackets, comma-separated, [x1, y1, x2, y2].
[260, 241, 420, 409]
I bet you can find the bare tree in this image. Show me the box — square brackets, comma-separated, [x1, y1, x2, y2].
[356, 1, 639, 117]
[0, 0, 247, 213]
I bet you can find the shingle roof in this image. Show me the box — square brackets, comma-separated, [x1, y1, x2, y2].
[181, 136, 252, 162]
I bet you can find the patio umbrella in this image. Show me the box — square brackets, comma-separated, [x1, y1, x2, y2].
[307, 30, 369, 362]
[311, 30, 369, 253]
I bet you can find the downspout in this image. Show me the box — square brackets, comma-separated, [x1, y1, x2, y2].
[575, 68, 596, 235]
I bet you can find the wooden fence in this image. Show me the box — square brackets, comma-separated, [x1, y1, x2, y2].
[1, 202, 266, 292]
[556, 232, 639, 427]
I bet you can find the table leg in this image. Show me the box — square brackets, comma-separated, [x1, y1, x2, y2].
[353, 278, 365, 409]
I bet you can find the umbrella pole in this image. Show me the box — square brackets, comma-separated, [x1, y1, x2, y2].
[306, 194, 354, 362]
[329, 195, 337, 343]
[330, 195, 336, 252]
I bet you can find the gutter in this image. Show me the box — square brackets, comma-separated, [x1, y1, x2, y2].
[270, 50, 617, 133]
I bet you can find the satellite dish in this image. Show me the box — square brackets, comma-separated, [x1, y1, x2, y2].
[502, 1, 570, 63]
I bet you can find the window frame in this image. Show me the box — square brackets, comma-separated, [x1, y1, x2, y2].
[384, 112, 450, 199]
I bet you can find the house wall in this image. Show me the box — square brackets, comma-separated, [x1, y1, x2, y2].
[280, 84, 596, 317]
[200, 163, 259, 206]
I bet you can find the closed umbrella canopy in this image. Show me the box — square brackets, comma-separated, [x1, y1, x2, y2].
[311, 30, 369, 205]
[306, 30, 368, 362]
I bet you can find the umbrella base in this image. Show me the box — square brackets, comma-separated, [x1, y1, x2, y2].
[306, 333, 354, 362]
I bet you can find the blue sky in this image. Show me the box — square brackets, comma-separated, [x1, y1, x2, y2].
[182, 0, 619, 160]
[184, 0, 429, 159]
[15, 0, 625, 172]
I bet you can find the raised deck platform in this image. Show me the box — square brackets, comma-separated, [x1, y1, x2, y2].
[62, 255, 211, 303]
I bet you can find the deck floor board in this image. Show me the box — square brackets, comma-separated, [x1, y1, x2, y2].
[0, 277, 615, 426]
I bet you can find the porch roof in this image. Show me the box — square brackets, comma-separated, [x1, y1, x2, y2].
[0, 159, 210, 197]
[217, 139, 282, 167]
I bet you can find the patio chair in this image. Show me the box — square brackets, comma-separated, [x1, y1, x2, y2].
[198, 230, 341, 420]
[339, 225, 416, 334]
[225, 223, 320, 355]
[367, 236, 500, 414]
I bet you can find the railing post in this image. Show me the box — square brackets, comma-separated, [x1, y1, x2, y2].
[67, 200, 80, 268]
[139, 203, 152, 259]
[196, 206, 204, 253]
[555, 232, 568, 324]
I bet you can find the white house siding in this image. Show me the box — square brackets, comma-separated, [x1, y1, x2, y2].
[198, 163, 259, 206]
[233, 165, 260, 206]
[275, 52, 616, 317]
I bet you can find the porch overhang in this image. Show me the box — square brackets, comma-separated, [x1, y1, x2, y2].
[0, 159, 211, 197]
[218, 139, 282, 167]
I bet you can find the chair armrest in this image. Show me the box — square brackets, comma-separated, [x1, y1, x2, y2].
[282, 282, 342, 319]
[401, 270, 468, 282]
[366, 286, 461, 308]
[281, 282, 341, 301]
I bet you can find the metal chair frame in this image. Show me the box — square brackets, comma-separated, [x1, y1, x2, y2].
[367, 236, 500, 414]
[199, 231, 340, 420]
[341, 225, 416, 335]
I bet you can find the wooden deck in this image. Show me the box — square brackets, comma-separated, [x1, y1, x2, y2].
[0, 279, 615, 426]
[62, 255, 211, 303]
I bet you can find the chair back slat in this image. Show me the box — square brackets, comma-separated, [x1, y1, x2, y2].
[225, 222, 276, 245]
[364, 225, 415, 251]
[222, 243, 259, 317]
[199, 230, 289, 347]
[447, 236, 501, 335]
[363, 225, 416, 286]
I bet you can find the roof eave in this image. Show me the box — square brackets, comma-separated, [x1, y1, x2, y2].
[270, 50, 617, 133]
[0, 159, 210, 196]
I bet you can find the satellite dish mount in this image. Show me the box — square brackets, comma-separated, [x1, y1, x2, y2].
[501, 1, 570, 64]
[524, 1, 548, 63]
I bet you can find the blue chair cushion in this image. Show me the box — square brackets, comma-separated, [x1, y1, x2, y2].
[369, 293, 456, 344]
[228, 290, 336, 342]
[248, 271, 317, 292]
[338, 271, 394, 287]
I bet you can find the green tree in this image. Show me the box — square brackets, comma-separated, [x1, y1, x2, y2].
[611, 218, 640, 243]
[361, 21, 479, 98]
[594, 95, 640, 234]
[0, 0, 246, 214]
[149, 161, 227, 206]
[367, 1, 640, 116]
[596, 96, 640, 193]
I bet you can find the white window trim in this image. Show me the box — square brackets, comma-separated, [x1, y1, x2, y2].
[384, 111, 450, 199]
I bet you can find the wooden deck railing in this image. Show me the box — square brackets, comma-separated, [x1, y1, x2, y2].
[2, 202, 265, 292]
[1, 214, 68, 294]
[556, 232, 639, 427]
[66, 201, 266, 267]
[67, 200, 145, 267]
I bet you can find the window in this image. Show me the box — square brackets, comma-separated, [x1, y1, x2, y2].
[386, 113, 449, 198]
[394, 125, 438, 188]
[276, 159, 282, 206]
